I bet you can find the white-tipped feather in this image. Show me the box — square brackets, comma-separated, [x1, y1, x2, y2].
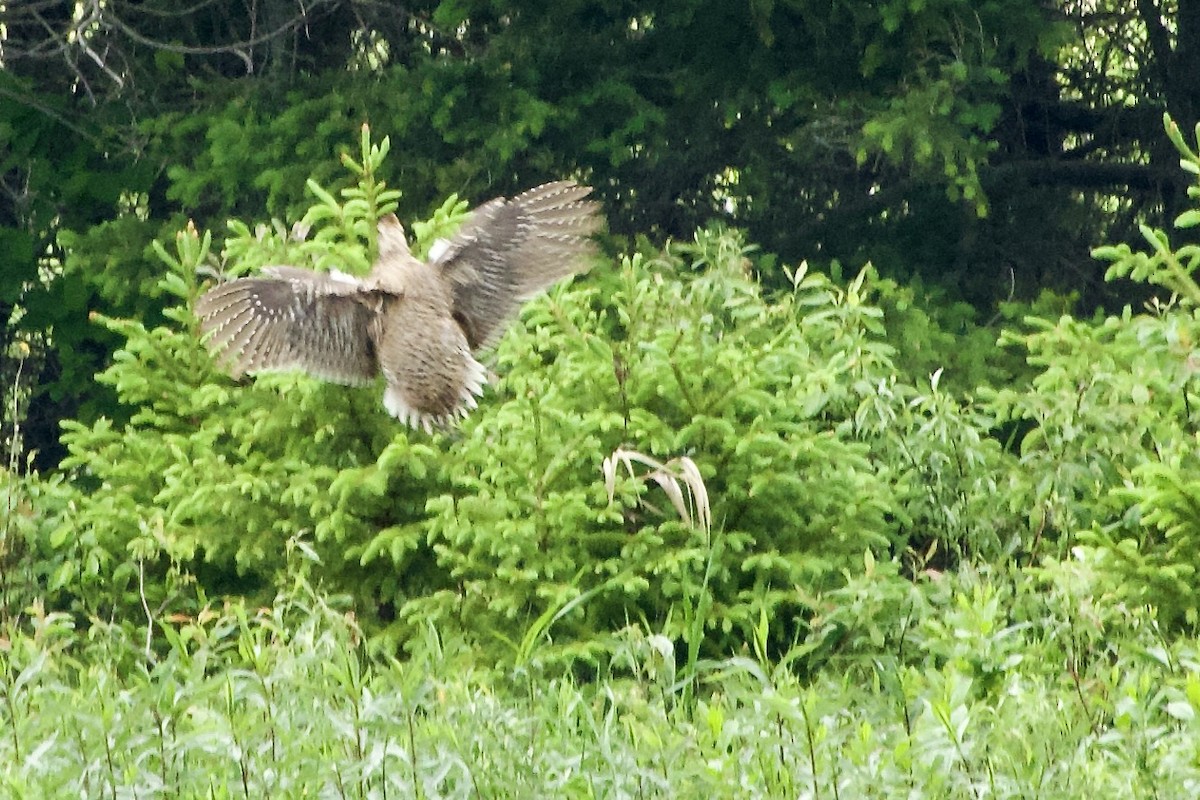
[427, 238, 451, 262]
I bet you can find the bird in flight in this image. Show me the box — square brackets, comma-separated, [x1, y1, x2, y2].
[194, 180, 601, 431]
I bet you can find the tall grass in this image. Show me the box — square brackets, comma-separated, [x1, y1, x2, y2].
[4, 571, 1200, 797]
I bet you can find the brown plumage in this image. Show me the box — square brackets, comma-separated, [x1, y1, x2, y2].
[194, 181, 601, 431]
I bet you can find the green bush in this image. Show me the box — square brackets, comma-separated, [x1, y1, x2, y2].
[26, 128, 1047, 665]
[983, 308, 1193, 554]
[15, 103, 1200, 800]
[969, 115, 1200, 627]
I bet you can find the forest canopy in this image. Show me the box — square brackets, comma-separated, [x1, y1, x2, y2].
[2, 0, 1197, 465]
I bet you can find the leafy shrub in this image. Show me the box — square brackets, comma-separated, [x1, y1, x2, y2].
[47, 132, 433, 623]
[982, 308, 1195, 555]
[31, 127, 1066, 665]
[974, 115, 1200, 627]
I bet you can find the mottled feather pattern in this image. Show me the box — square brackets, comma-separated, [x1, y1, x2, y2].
[195, 180, 601, 430]
[195, 274, 377, 385]
[433, 181, 601, 348]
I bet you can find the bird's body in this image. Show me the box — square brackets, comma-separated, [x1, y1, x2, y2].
[194, 180, 600, 431]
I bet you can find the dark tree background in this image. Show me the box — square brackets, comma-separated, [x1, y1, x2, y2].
[1, 0, 1195, 467]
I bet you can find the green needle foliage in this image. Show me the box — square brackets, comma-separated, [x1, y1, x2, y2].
[13, 94, 1200, 800]
[8, 126, 1030, 667]
[1070, 114, 1200, 628]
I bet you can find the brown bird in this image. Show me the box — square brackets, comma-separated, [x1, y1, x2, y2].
[194, 180, 601, 431]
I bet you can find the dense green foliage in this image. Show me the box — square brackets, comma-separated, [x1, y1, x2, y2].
[4, 0, 1200, 464]
[8, 3, 1200, 794]
[2, 129, 1016, 662]
[8, 114, 1200, 791]
[4, 113, 1200, 638]
[6, 570, 1200, 797]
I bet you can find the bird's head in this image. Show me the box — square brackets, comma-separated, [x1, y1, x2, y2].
[376, 214, 412, 260]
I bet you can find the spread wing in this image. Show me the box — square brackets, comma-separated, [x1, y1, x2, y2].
[430, 180, 602, 349]
[194, 266, 381, 385]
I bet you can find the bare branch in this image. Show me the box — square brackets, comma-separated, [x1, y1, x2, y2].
[0, 0, 348, 89]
